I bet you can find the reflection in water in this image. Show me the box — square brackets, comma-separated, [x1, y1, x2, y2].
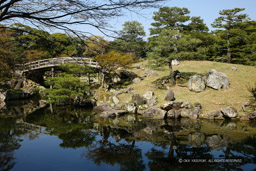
[1, 103, 256, 170]
[58, 129, 96, 149]
[0, 118, 22, 171]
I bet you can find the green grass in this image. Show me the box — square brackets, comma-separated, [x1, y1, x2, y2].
[119, 60, 256, 114]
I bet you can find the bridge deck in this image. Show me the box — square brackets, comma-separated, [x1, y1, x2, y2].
[15, 57, 99, 72]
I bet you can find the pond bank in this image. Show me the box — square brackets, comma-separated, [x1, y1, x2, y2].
[1, 105, 256, 170]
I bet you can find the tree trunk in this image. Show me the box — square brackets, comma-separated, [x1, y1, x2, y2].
[226, 30, 231, 63]
[169, 59, 176, 86]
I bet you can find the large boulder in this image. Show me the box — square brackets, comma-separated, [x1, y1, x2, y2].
[0, 101, 6, 110]
[132, 77, 141, 84]
[206, 135, 229, 151]
[201, 110, 224, 120]
[190, 108, 201, 119]
[132, 94, 146, 105]
[221, 123, 237, 130]
[143, 90, 154, 100]
[167, 109, 181, 119]
[188, 132, 206, 147]
[97, 110, 128, 118]
[188, 75, 206, 92]
[221, 107, 238, 118]
[142, 106, 167, 120]
[181, 102, 193, 109]
[124, 103, 138, 114]
[0, 91, 6, 110]
[180, 109, 192, 118]
[138, 104, 149, 110]
[207, 69, 230, 90]
[161, 101, 183, 111]
[112, 96, 120, 105]
[194, 102, 202, 109]
[148, 96, 157, 106]
[164, 89, 175, 101]
[248, 112, 256, 121]
[0, 91, 6, 102]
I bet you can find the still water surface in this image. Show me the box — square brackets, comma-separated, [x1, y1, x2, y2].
[1, 101, 256, 170]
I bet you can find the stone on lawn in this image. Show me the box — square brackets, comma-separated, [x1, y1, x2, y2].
[207, 69, 230, 90]
[188, 75, 206, 92]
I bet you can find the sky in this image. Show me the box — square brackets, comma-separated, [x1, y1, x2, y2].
[78, 0, 256, 40]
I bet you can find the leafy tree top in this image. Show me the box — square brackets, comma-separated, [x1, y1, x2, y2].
[83, 36, 109, 57]
[120, 21, 146, 42]
[150, 7, 190, 35]
[212, 8, 249, 30]
[187, 16, 209, 33]
[94, 51, 135, 73]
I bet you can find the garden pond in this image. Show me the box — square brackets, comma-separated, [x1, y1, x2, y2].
[1, 99, 256, 170]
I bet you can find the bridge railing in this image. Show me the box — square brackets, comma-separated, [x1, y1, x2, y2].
[15, 57, 99, 72]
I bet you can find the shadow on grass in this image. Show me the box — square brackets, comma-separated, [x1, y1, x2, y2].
[177, 72, 202, 85]
[153, 72, 200, 89]
[111, 80, 133, 89]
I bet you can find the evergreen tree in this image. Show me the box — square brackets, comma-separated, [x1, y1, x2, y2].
[212, 8, 249, 63]
[147, 29, 202, 85]
[44, 64, 93, 105]
[112, 21, 146, 58]
[150, 7, 190, 36]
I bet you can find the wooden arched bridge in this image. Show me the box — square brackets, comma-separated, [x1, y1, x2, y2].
[15, 57, 99, 73]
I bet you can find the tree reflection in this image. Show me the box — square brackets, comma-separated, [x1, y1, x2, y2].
[228, 136, 256, 165]
[0, 118, 22, 171]
[145, 132, 256, 170]
[7, 104, 256, 170]
[86, 126, 145, 171]
[58, 129, 96, 149]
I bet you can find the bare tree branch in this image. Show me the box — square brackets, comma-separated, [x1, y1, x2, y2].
[0, 0, 166, 37]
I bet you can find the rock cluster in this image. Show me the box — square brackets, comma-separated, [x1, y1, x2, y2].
[188, 69, 230, 92]
[187, 132, 229, 150]
[0, 78, 46, 109]
[95, 89, 159, 118]
[201, 107, 238, 120]
[141, 101, 201, 120]
[142, 106, 167, 120]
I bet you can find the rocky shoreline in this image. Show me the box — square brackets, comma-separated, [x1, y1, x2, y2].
[1, 67, 255, 122]
[93, 87, 256, 122]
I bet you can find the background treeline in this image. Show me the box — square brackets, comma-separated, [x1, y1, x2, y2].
[1, 7, 256, 79]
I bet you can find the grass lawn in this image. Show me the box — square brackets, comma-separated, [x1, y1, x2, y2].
[119, 60, 256, 114]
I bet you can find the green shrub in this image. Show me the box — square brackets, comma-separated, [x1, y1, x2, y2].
[44, 73, 91, 105]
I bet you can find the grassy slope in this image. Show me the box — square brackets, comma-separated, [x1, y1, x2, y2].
[119, 60, 256, 114]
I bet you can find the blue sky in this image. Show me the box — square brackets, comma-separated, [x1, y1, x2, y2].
[80, 0, 256, 39]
